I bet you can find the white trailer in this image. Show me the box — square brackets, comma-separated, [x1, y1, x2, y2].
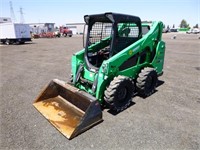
[0, 23, 31, 45]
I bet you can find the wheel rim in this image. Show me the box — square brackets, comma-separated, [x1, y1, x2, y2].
[117, 87, 127, 102]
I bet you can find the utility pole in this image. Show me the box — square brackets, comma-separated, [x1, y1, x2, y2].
[9, 1, 16, 23]
[19, 7, 25, 23]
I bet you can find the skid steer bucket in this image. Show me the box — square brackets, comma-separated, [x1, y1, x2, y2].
[33, 79, 103, 139]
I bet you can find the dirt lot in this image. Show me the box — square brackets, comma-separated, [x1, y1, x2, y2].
[0, 33, 200, 150]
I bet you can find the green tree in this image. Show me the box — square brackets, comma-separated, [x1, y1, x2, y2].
[194, 24, 199, 28]
[180, 19, 189, 28]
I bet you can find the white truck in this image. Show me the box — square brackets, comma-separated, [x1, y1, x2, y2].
[186, 28, 200, 34]
[0, 23, 31, 45]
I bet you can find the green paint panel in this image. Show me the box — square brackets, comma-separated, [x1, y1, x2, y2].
[71, 19, 165, 103]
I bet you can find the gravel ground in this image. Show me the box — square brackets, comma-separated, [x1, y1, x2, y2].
[0, 33, 200, 150]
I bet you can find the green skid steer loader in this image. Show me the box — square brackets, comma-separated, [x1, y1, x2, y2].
[33, 12, 165, 139]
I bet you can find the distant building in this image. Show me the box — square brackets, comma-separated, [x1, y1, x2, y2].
[66, 22, 153, 35]
[0, 17, 12, 23]
[66, 23, 85, 34]
[29, 23, 55, 34]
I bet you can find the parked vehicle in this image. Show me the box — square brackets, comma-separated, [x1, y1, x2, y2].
[0, 23, 31, 45]
[186, 28, 200, 34]
[53, 29, 61, 37]
[39, 32, 55, 38]
[33, 12, 165, 139]
[193, 28, 200, 34]
[162, 28, 170, 33]
[170, 28, 178, 32]
[60, 26, 73, 37]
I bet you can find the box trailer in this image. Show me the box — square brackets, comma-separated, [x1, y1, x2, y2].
[0, 23, 31, 45]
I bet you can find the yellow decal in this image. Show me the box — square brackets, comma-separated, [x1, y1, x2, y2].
[128, 50, 133, 55]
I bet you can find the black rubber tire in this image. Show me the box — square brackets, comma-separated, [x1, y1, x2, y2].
[136, 67, 158, 97]
[104, 75, 134, 112]
[15, 41, 20, 45]
[5, 40, 10, 45]
[63, 33, 67, 37]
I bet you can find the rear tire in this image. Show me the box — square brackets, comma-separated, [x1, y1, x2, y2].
[5, 40, 10, 45]
[104, 76, 134, 112]
[136, 67, 158, 97]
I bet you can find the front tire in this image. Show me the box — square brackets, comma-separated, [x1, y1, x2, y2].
[104, 76, 134, 112]
[136, 67, 158, 97]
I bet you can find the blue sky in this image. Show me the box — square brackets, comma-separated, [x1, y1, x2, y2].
[0, 0, 199, 28]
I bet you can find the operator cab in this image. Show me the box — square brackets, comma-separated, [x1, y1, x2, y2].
[84, 12, 142, 72]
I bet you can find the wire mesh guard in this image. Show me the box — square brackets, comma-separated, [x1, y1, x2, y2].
[89, 22, 112, 45]
[118, 23, 139, 38]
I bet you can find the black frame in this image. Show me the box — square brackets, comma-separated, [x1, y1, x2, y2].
[84, 12, 142, 72]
